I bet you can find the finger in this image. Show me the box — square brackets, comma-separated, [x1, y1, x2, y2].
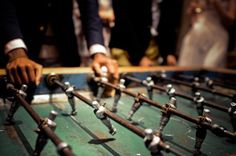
[27, 65, 36, 84]
[11, 67, 22, 85]
[35, 64, 43, 86]
[111, 60, 119, 79]
[106, 60, 115, 76]
[18, 65, 29, 84]
[6, 65, 15, 84]
[92, 63, 102, 77]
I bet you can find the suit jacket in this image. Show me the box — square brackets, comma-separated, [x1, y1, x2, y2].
[0, 0, 104, 66]
[109, 0, 153, 65]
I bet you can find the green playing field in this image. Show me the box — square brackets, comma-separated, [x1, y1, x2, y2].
[0, 68, 235, 156]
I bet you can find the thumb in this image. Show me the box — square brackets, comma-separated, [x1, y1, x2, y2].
[92, 63, 102, 77]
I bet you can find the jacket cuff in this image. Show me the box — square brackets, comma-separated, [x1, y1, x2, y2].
[89, 44, 107, 56]
[4, 38, 27, 54]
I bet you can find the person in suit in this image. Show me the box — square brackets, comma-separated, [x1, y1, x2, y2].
[0, 0, 118, 86]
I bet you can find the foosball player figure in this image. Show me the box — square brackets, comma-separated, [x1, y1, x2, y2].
[142, 76, 154, 100]
[158, 97, 177, 133]
[194, 109, 212, 156]
[33, 110, 58, 156]
[111, 78, 126, 112]
[5, 84, 27, 125]
[96, 66, 109, 101]
[192, 77, 200, 94]
[64, 81, 77, 115]
[205, 77, 214, 89]
[193, 92, 205, 116]
[48, 110, 58, 122]
[92, 100, 116, 135]
[166, 84, 176, 99]
[160, 70, 167, 79]
[144, 128, 166, 156]
[154, 70, 166, 84]
[127, 93, 145, 121]
[228, 102, 236, 131]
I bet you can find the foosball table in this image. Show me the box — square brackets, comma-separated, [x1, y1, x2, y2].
[0, 66, 235, 156]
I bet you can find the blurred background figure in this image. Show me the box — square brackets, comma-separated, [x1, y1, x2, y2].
[178, 0, 236, 68]
[156, 0, 183, 66]
[108, 0, 161, 67]
[227, 23, 236, 69]
[98, 0, 115, 49]
[73, 0, 90, 67]
[108, 0, 183, 67]
[225, 1, 236, 69]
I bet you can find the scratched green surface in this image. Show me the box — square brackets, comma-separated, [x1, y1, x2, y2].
[0, 106, 29, 156]
[1, 73, 236, 156]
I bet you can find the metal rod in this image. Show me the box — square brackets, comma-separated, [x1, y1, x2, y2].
[97, 79, 236, 140]
[177, 74, 236, 90]
[50, 77, 184, 156]
[125, 75, 228, 112]
[154, 75, 233, 99]
[7, 86, 74, 156]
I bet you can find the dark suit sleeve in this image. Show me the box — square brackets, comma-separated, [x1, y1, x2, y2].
[77, 0, 104, 47]
[0, 0, 23, 45]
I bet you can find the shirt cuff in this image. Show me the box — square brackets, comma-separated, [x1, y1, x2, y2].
[89, 44, 107, 56]
[4, 38, 27, 54]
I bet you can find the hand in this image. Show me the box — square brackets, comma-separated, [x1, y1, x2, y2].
[99, 7, 115, 27]
[98, 0, 115, 27]
[92, 53, 119, 80]
[139, 56, 155, 67]
[6, 48, 43, 85]
[92, 53, 119, 97]
[166, 55, 177, 66]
